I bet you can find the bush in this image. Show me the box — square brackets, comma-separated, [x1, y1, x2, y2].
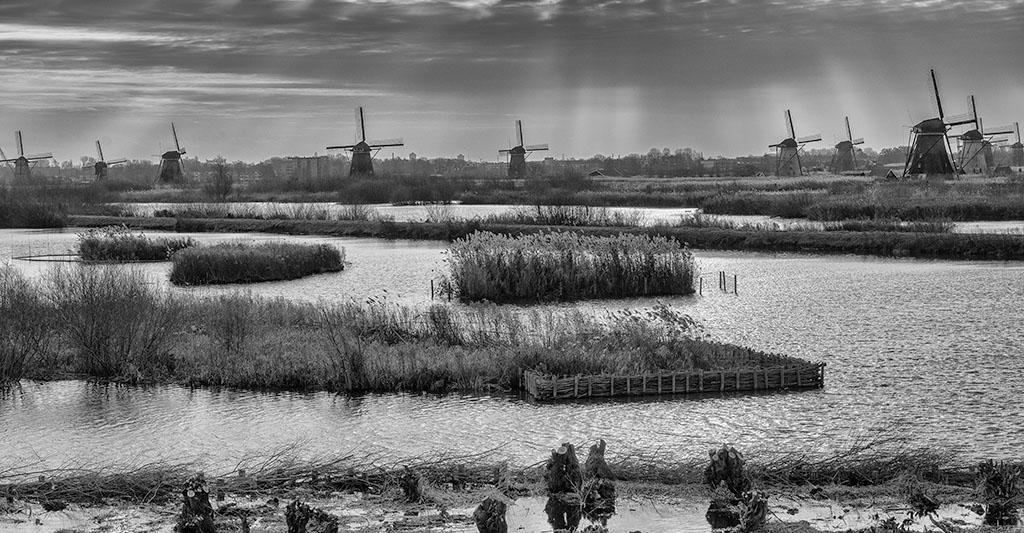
[78, 226, 196, 261]
[169, 242, 344, 285]
[446, 231, 695, 302]
[0, 267, 54, 382]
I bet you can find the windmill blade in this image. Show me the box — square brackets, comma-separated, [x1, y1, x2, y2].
[15, 131, 24, 157]
[25, 152, 53, 159]
[356, 106, 367, 143]
[171, 122, 182, 153]
[851, 138, 865, 145]
[106, 158, 128, 165]
[969, 96, 979, 129]
[95, 140, 105, 162]
[797, 134, 822, 144]
[524, 144, 549, 151]
[944, 112, 975, 127]
[498, 149, 512, 155]
[326, 144, 358, 150]
[785, 110, 795, 139]
[515, 120, 524, 147]
[983, 124, 1016, 135]
[1016, 122, 1021, 143]
[845, 116, 853, 142]
[930, 69, 945, 120]
[367, 138, 404, 147]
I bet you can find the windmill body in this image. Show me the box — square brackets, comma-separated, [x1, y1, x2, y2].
[0, 131, 54, 184]
[326, 107, 404, 177]
[903, 70, 973, 178]
[498, 120, 548, 179]
[770, 110, 820, 177]
[960, 118, 1017, 175]
[157, 123, 187, 184]
[829, 117, 865, 173]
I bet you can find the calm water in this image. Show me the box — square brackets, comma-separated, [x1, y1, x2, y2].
[116, 201, 1024, 234]
[1, 228, 1023, 472]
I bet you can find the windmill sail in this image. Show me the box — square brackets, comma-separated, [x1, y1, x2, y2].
[515, 120, 524, 147]
[785, 110, 795, 139]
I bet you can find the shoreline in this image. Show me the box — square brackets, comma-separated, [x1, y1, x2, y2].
[69, 214, 1024, 261]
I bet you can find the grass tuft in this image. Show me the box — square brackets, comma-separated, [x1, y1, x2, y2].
[169, 242, 344, 285]
[78, 226, 196, 261]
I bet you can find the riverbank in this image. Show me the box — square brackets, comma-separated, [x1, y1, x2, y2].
[69, 214, 1024, 260]
[0, 441, 1013, 532]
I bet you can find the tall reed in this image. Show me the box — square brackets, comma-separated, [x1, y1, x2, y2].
[446, 231, 695, 302]
[78, 226, 196, 261]
[169, 242, 344, 285]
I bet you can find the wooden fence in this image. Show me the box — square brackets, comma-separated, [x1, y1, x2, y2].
[523, 363, 825, 401]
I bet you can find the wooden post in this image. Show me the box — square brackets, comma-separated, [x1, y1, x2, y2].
[699, 277, 703, 295]
[176, 474, 214, 533]
[430, 279, 434, 299]
[545, 443, 583, 494]
[733, 274, 738, 295]
[473, 497, 508, 533]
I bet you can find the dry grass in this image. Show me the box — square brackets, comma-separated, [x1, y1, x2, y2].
[77, 226, 196, 261]
[169, 242, 344, 285]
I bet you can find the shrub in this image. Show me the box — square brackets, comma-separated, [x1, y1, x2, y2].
[446, 231, 695, 302]
[77, 226, 196, 261]
[0, 267, 54, 382]
[169, 242, 344, 285]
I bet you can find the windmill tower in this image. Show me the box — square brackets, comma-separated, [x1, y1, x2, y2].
[325, 106, 404, 177]
[498, 120, 548, 179]
[89, 140, 128, 180]
[157, 123, 187, 184]
[829, 116, 865, 173]
[0, 131, 54, 183]
[903, 70, 976, 178]
[769, 110, 821, 177]
[1012, 123, 1023, 167]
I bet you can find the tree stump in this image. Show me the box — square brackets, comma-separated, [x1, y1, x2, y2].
[544, 492, 581, 532]
[706, 480, 741, 529]
[704, 445, 750, 498]
[175, 473, 214, 533]
[472, 497, 508, 533]
[979, 460, 1021, 526]
[583, 439, 615, 481]
[582, 439, 616, 520]
[545, 443, 583, 494]
[285, 500, 339, 533]
[400, 467, 425, 503]
[738, 491, 767, 532]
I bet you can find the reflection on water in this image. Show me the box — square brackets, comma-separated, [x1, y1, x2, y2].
[1, 228, 1024, 470]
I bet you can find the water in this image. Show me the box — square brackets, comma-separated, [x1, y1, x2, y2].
[1, 228, 1023, 472]
[114, 201, 1024, 234]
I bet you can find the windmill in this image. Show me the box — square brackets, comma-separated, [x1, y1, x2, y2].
[903, 69, 976, 178]
[325, 106, 403, 177]
[0, 131, 54, 183]
[1011, 123, 1023, 167]
[157, 123, 187, 184]
[498, 120, 548, 179]
[829, 116, 865, 174]
[769, 110, 821, 177]
[87, 140, 128, 180]
[953, 96, 1014, 175]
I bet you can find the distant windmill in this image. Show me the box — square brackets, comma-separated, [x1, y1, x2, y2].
[955, 98, 1016, 175]
[157, 123, 187, 184]
[903, 69, 976, 178]
[88, 140, 128, 180]
[325, 106, 404, 177]
[1012, 122, 1023, 167]
[0, 131, 54, 183]
[498, 120, 548, 179]
[769, 110, 821, 177]
[829, 116, 865, 174]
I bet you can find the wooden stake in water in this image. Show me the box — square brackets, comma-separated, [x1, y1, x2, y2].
[430, 280, 434, 300]
[733, 274, 738, 295]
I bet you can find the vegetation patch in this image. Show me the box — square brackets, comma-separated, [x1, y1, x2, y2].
[0, 186, 66, 228]
[169, 242, 344, 285]
[78, 226, 196, 262]
[446, 231, 695, 303]
[0, 267, 808, 392]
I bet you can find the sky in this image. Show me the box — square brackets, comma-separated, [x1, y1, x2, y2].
[0, 0, 1022, 163]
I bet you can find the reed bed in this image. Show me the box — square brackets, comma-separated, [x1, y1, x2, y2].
[77, 226, 196, 262]
[0, 267, 806, 392]
[484, 205, 647, 227]
[169, 242, 344, 285]
[149, 202, 391, 222]
[674, 213, 953, 234]
[447, 231, 694, 302]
